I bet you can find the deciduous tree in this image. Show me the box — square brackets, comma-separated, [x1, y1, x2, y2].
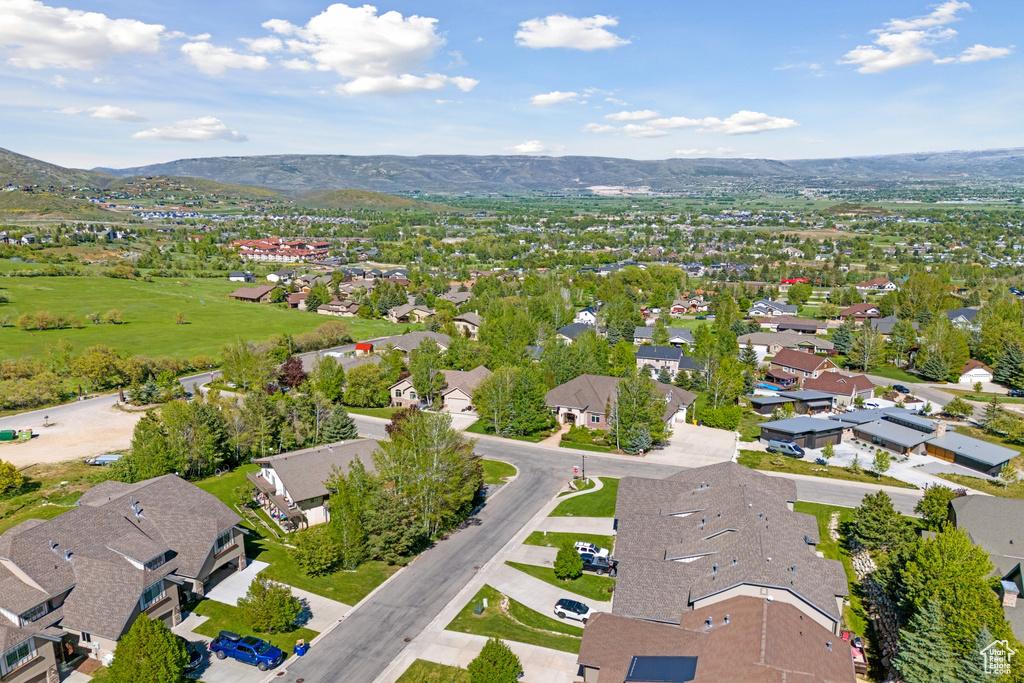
[238, 577, 301, 634]
[107, 614, 188, 683]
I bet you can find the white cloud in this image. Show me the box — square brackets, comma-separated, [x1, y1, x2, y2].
[241, 36, 284, 53]
[674, 147, 737, 156]
[605, 109, 658, 121]
[0, 0, 164, 70]
[583, 123, 617, 133]
[336, 73, 477, 95]
[55, 104, 145, 121]
[281, 58, 314, 71]
[530, 90, 578, 106]
[506, 140, 553, 153]
[839, 1, 1011, 73]
[605, 96, 628, 105]
[132, 116, 247, 142]
[515, 14, 629, 51]
[259, 3, 472, 95]
[181, 41, 270, 76]
[652, 110, 798, 135]
[623, 124, 668, 138]
[49, 74, 67, 88]
[775, 62, 826, 76]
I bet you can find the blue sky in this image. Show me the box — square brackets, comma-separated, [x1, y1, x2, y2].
[0, 0, 1021, 168]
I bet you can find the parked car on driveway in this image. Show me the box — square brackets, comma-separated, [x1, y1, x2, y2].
[579, 552, 618, 576]
[892, 385, 911, 394]
[554, 598, 592, 624]
[178, 636, 202, 673]
[1009, 390, 1024, 398]
[574, 541, 609, 558]
[767, 439, 805, 457]
[209, 631, 283, 671]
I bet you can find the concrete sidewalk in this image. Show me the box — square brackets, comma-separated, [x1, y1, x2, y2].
[506, 545, 558, 566]
[535, 516, 615, 535]
[416, 631, 579, 683]
[491, 562, 613, 619]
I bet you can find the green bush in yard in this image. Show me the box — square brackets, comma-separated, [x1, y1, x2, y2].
[291, 525, 342, 576]
[238, 577, 302, 634]
[699, 405, 742, 430]
[107, 614, 188, 683]
[468, 638, 522, 683]
[553, 539, 583, 580]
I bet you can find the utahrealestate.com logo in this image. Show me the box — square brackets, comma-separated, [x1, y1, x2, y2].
[981, 639, 1016, 676]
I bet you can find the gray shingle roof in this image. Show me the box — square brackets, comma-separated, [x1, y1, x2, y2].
[254, 439, 380, 503]
[852, 420, 932, 448]
[758, 416, 843, 435]
[376, 331, 451, 352]
[612, 463, 846, 627]
[441, 366, 492, 398]
[928, 432, 1016, 467]
[634, 327, 695, 344]
[557, 323, 597, 340]
[545, 374, 696, 422]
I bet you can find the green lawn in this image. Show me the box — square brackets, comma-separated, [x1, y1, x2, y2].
[867, 366, 924, 384]
[194, 465, 400, 604]
[0, 275, 405, 361]
[944, 388, 1024, 405]
[934, 473, 1024, 499]
[558, 440, 614, 453]
[344, 406, 401, 419]
[792, 502, 869, 638]
[191, 598, 318, 655]
[557, 478, 595, 496]
[446, 585, 582, 654]
[505, 561, 616, 602]
[0, 459, 112, 534]
[550, 478, 619, 517]
[396, 659, 469, 683]
[481, 459, 517, 485]
[464, 419, 551, 443]
[523, 531, 614, 551]
[737, 450, 917, 489]
[737, 407, 763, 443]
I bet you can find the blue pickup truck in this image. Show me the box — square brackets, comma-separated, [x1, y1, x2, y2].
[209, 631, 283, 671]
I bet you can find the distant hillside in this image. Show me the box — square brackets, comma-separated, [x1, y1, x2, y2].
[0, 147, 112, 188]
[300, 188, 449, 211]
[0, 190, 113, 218]
[94, 148, 1024, 195]
[105, 175, 282, 201]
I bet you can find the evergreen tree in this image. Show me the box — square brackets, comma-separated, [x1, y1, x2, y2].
[982, 395, 1003, 432]
[323, 404, 358, 442]
[673, 369, 691, 390]
[305, 281, 332, 313]
[914, 485, 957, 531]
[995, 341, 1024, 390]
[657, 367, 672, 384]
[107, 614, 188, 683]
[956, 626, 990, 683]
[554, 539, 583, 580]
[468, 638, 522, 683]
[739, 341, 759, 369]
[918, 351, 952, 383]
[854, 491, 915, 553]
[831, 316, 857, 355]
[609, 368, 669, 453]
[652, 318, 669, 346]
[893, 600, 960, 683]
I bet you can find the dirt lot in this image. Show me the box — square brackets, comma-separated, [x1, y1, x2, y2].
[0, 396, 145, 468]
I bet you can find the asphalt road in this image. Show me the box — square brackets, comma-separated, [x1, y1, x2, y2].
[277, 418, 921, 683]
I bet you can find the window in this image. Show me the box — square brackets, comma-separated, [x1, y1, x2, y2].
[590, 414, 601, 424]
[139, 580, 165, 611]
[409, 391, 417, 399]
[394, 389, 402, 397]
[215, 529, 234, 554]
[1, 639, 36, 676]
[144, 553, 167, 572]
[19, 602, 47, 623]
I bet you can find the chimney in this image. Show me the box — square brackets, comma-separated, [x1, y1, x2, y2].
[1000, 580, 1019, 608]
[934, 421, 947, 437]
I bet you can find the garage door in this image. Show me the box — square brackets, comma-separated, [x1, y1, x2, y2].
[445, 396, 471, 413]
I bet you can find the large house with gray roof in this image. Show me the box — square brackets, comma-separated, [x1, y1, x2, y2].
[545, 374, 696, 429]
[250, 439, 380, 530]
[611, 462, 850, 637]
[0, 475, 245, 669]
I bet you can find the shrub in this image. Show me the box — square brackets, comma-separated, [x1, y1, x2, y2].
[468, 638, 522, 683]
[291, 526, 342, 577]
[237, 577, 301, 634]
[699, 405, 743, 430]
[553, 539, 583, 580]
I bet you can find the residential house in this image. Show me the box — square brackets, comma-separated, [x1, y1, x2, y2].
[750, 389, 837, 415]
[926, 431, 1016, 476]
[386, 304, 435, 324]
[837, 303, 881, 321]
[773, 316, 828, 335]
[959, 360, 994, 385]
[736, 332, 834, 363]
[946, 307, 981, 329]
[802, 373, 875, 408]
[574, 306, 600, 325]
[634, 347, 700, 380]
[632, 326, 694, 347]
[757, 415, 845, 448]
[855, 277, 898, 292]
[768, 348, 839, 384]
[317, 300, 360, 317]
[0, 476, 245, 663]
[267, 268, 296, 283]
[228, 285, 279, 303]
[453, 312, 482, 340]
[748, 299, 798, 317]
[611, 463, 850, 635]
[250, 440, 380, 530]
[871, 315, 918, 337]
[227, 271, 255, 283]
[389, 366, 492, 412]
[0, 624, 61, 683]
[286, 292, 308, 310]
[949, 496, 1024, 640]
[372, 332, 451, 355]
[438, 290, 473, 306]
[669, 296, 708, 316]
[545, 374, 696, 428]
[556, 323, 598, 343]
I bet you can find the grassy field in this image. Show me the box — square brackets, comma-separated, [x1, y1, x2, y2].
[0, 275, 404, 361]
[481, 459, 517, 485]
[344, 406, 401, 419]
[550, 478, 619, 517]
[191, 598, 318, 655]
[505, 561, 616, 602]
[464, 419, 551, 443]
[866, 366, 924, 384]
[935, 473, 1024, 499]
[944, 388, 1024, 405]
[523, 531, 614, 551]
[737, 450, 917, 489]
[396, 659, 469, 682]
[792, 502, 869, 638]
[446, 585, 582, 654]
[195, 465, 400, 604]
[0, 459, 113, 534]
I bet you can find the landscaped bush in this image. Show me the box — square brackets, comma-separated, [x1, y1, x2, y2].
[699, 405, 743, 430]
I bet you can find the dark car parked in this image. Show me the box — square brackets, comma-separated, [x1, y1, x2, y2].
[178, 636, 202, 673]
[579, 552, 618, 577]
[1009, 390, 1024, 398]
[892, 384, 911, 394]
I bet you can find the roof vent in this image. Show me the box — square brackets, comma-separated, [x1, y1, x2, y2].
[712, 563, 718, 575]
[766, 556, 771, 563]
[827, 642, 832, 652]
[701, 516, 706, 528]
[733, 556, 738, 565]
[705, 616, 713, 629]
[724, 614, 730, 624]
[63, 550, 73, 562]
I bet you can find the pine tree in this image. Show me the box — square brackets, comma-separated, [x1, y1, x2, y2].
[956, 626, 990, 683]
[657, 367, 672, 384]
[323, 404, 358, 442]
[854, 490, 914, 552]
[893, 600, 960, 683]
[740, 341, 758, 368]
[831, 316, 857, 355]
[554, 539, 583, 580]
[918, 351, 952, 383]
[468, 638, 522, 683]
[107, 614, 188, 683]
[995, 342, 1024, 390]
[982, 395, 1003, 432]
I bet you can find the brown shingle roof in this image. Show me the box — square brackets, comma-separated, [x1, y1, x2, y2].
[802, 373, 874, 396]
[229, 285, 277, 300]
[253, 439, 379, 503]
[578, 596, 855, 683]
[770, 348, 833, 374]
[442, 366, 492, 398]
[545, 374, 696, 423]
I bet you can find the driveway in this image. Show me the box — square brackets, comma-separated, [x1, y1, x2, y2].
[645, 422, 737, 467]
[205, 561, 269, 605]
[490, 562, 613, 618]
[173, 614, 270, 683]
